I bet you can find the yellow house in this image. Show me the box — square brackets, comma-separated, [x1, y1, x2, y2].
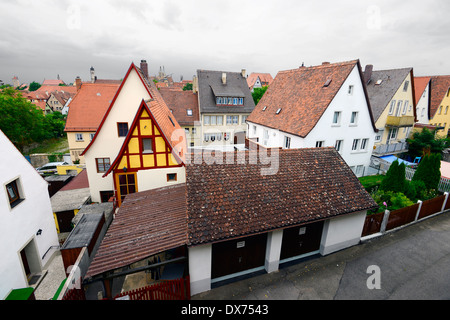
[64, 82, 120, 163]
[428, 76, 450, 138]
[364, 66, 417, 155]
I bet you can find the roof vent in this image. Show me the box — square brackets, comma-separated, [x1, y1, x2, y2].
[262, 106, 267, 111]
[323, 78, 332, 87]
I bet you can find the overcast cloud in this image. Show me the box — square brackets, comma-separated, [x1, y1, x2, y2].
[1, 0, 450, 85]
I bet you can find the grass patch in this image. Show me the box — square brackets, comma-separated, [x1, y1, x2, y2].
[359, 175, 385, 193]
[25, 137, 69, 155]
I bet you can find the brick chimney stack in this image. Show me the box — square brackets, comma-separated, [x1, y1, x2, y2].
[140, 60, 149, 79]
[364, 64, 373, 85]
[75, 76, 81, 91]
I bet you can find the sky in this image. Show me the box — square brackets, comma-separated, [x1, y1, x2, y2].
[1, 0, 450, 85]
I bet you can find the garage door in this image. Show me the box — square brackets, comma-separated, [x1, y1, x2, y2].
[211, 233, 267, 279]
[280, 220, 324, 260]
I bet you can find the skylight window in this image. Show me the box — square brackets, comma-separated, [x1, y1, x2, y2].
[262, 106, 267, 111]
[375, 79, 383, 85]
[323, 79, 332, 87]
[276, 108, 282, 114]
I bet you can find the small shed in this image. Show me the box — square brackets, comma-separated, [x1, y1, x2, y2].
[60, 212, 106, 276]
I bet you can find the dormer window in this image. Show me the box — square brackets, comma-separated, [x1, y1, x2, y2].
[216, 96, 244, 106]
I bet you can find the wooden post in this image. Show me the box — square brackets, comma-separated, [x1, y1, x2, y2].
[103, 276, 113, 300]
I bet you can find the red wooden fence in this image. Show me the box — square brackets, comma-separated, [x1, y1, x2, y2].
[113, 277, 190, 300]
[362, 194, 449, 237]
[62, 288, 86, 300]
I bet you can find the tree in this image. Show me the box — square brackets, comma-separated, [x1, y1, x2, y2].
[380, 159, 406, 193]
[182, 83, 193, 91]
[0, 88, 48, 151]
[28, 81, 41, 92]
[252, 86, 268, 105]
[412, 153, 441, 191]
[406, 127, 448, 159]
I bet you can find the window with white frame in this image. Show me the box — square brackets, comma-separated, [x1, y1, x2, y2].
[335, 140, 343, 152]
[90, 133, 95, 140]
[403, 81, 409, 92]
[395, 101, 403, 116]
[332, 111, 341, 125]
[316, 141, 324, 147]
[348, 85, 354, 95]
[226, 115, 239, 125]
[352, 139, 360, 151]
[389, 100, 396, 114]
[241, 115, 248, 124]
[187, 109, 193, 116]
[350, 112, 358, 125]
[5, 178, 24, 209]
[76, 133, 83, 141]
[263, 129, 269, 145]
[360, 138, 369, 150]
[284, 136, 291, 149]
[403, 101, 409, 114]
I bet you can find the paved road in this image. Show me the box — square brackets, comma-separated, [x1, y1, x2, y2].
[193, 211, 450, 300]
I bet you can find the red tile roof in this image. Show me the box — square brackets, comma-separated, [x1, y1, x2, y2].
[85, 184, 187, 278]
[246, 60, 376, 137]
[186, 147, 378, 246]
[59, 169, 89, 191]
[429, 75, 450, 118]
[247, 72, 274, 89]
[64, 83, 120, 132]
[159, 87, 199, 126]
[414, 76, 431, 104]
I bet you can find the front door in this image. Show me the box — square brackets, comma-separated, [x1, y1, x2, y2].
[115, 173, 137, 206]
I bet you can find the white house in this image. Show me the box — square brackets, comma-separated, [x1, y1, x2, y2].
[246, 60, 378, 177]
[0, 130, 59, 299]
[414, 77, 431, 124]
[81, 60, 186, 205]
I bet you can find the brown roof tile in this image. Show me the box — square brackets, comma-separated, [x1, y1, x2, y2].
[186, 147, 377, 245]
[159, 88, 199, 126]
[246, 60, 372, 137]
[429, 75, 450, 118]
[85, 184, 187, 278]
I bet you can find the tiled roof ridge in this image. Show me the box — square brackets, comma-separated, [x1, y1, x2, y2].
[278, 59, 359, 74]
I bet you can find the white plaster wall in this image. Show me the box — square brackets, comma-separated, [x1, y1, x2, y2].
[416, 82, 430, 124]
[265, 229, 283, 273]
[137, 166, 186, 191]
[0, 131, 59, 299]
[248, 66, 376, 175]
[320, 211, 367, 256]
[84, 67, 152, 202]
[188, 244, 212, 296]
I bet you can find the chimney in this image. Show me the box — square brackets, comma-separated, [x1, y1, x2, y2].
[322, 62, 330, 65]
[140, 60, 149, 79]
[241, 69, 246, 78]
[222, 72, 227, 85]
[192, 75, 198, 94]
[364, 64, 373, 84]
[75, 76, 81, 91]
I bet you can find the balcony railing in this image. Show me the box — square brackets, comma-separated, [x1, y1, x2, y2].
[385, 115, 415, 127]
[372, 141, 408, 155]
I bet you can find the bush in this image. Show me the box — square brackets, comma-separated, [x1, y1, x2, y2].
[380, 160, 406, 193]
[369, 189, 414, 214]
[412, 153, 441, 190]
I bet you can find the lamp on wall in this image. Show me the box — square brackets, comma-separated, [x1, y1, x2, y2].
[36, 229, 42, 236]
[123, 166, 127, 172]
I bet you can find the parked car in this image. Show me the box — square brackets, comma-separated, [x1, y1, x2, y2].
[36, 162, 68, 175]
